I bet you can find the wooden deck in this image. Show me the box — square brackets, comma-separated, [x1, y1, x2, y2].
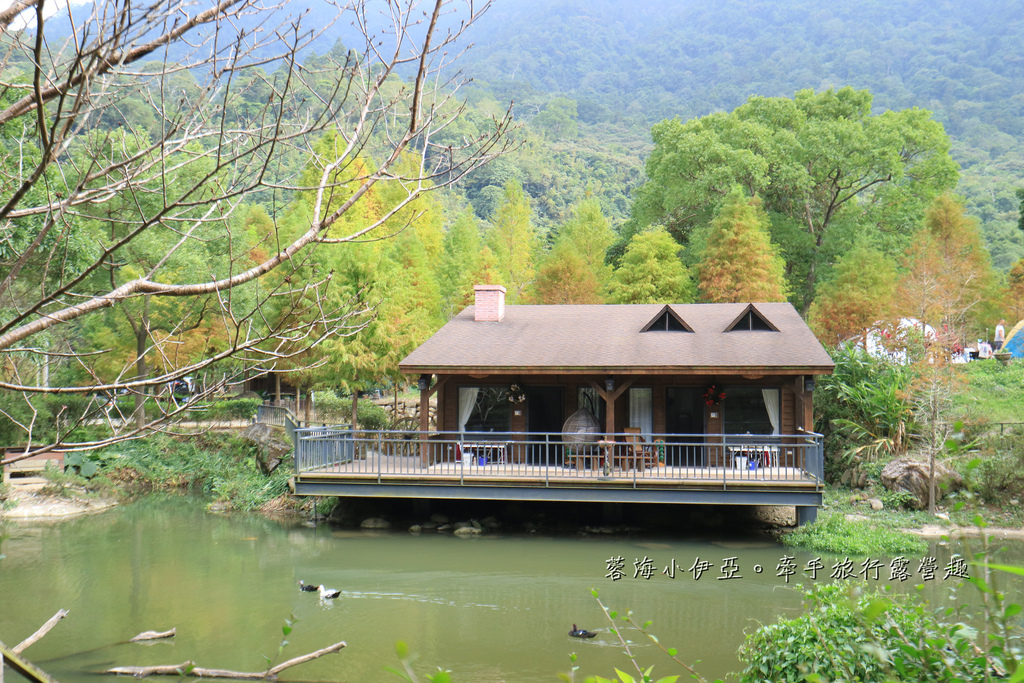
[287, 430, 824, 517]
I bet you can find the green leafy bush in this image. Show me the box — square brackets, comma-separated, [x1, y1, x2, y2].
[206, 398, 261, 422]
[739, 582, 986, 683]
[880, 488, 918, 510]
[311, 391, 389, 430]
[782, 511, 926, 556]
[356, 401, 390, 430]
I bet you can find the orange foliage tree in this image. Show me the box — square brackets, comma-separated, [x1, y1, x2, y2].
[899, 194, 997, 349]
[698, 188, 788, 303]
[807, 242, 898, 347]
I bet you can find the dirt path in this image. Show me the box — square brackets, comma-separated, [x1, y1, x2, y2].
[906, 523, 1024, 540]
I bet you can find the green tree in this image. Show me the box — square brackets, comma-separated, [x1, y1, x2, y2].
[608, 228, 695, 304]
[556, 198, 615, 288]
[531, 97, 579, 140]
[697, 188, 788, 303]
[485, 180, 540, 303]
[438, 208, 483, 319]
[627, 87, 958, 311]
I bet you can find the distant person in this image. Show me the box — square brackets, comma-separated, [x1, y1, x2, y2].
[995, 319, 1006, 351]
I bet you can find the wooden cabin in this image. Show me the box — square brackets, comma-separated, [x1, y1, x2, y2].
[400, 285, 834, 464]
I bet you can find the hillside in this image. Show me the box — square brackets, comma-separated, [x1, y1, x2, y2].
[456, 0, 1024, 267]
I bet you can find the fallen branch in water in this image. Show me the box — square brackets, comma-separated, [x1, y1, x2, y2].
[130, 629, 176, 642]
[104, 641, 347, 679]
[1, 640, 59, 683]
[14, 611, 68, 654]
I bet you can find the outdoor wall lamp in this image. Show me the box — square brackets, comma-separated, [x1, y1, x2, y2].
[804, 377, 816, 393]
[605, 377, 615, 393]
[418, 374, 431, 392]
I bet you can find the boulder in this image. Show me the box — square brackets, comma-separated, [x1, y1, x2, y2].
[868, 499, 884, 511]
[453, 526, 482, 537]
[360, 517, 390, 529]
[240, 423, 291, 475]
[881, 458, 964, 510]
[753, 505, 797, 527]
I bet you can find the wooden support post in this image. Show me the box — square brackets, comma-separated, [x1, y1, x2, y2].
[794, 376, 814, 432]
[587, 377, 634, 438]
[419, 375, 432, 466]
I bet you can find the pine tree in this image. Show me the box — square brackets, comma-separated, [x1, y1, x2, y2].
[532, 242, 603, 304]
[608, 228, 695, 304]
[900, 193, 997, 348]
[807, 241, 898, 347]
[485, 180, 539, 303]
[698, 187, 788, 303]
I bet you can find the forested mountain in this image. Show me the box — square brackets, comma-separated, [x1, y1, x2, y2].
[455, 0, 1024, 267]
[5, 0, 1024, 452]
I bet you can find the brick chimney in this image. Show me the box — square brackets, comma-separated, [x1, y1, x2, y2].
[474, 284, 506, 322]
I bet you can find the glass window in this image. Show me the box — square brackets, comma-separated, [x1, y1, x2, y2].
[724, 387, 779, 435]
[460, 387, 511, 433]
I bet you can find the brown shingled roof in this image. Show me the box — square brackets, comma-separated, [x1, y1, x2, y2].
[400, 302, 835, 375]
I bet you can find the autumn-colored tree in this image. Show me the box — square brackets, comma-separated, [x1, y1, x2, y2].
[698, 188, 788, 303]
[531, 242, 603, 304]
[899, 193, 996, 348]
[607, 228, 695, 304]
[807, 241, 899, 347]
[1002, 258, 1024, 325]
[460, 246, 502, 307]
[486, 180, 540, 303]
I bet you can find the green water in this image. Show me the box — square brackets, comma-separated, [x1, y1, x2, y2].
[0, 496, 1014, 682]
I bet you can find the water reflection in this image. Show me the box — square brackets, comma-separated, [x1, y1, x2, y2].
[1, 496, 1021, 683]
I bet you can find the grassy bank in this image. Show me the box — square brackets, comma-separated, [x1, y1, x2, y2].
[42, 432, 297, 513]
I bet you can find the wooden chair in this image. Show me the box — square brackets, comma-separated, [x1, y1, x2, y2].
[621, 428, 656, 470]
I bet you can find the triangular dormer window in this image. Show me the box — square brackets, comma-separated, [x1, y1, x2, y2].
[725, 304, 777, 332]
[641, 305, 693, 332]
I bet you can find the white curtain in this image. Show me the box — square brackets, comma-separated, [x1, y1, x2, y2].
[762, 388, 780, 435]
[629, 388, 653, 440]
[458, 387, 480, 434]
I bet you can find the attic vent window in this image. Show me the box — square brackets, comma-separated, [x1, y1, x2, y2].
[726, 305, 777, 332]
[641, 306, 693, 332]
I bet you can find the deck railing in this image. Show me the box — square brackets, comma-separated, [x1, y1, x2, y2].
[293, 429, 824, 488]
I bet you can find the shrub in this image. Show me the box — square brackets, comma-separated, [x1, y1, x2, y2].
[356, 401, 389, 430]
[739, 582, 987, 683]
[206, 398, 261, 422]
[310, 391, 390, 430]
[969, 432, 1024, 503]
[880, 488, 918, 510]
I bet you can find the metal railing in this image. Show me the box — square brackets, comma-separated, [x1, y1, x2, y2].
[294, 426, 355, 470]
[293, 430, 824, 489]
[256, 403, 294, 426]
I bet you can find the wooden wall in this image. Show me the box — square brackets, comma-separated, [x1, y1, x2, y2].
[433, 373, 815, 439]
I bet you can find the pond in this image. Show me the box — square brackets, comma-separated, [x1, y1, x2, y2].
[0, 496, 1017, 682]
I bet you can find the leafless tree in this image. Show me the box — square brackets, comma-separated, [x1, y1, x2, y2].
[0, 0, 513, 463]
